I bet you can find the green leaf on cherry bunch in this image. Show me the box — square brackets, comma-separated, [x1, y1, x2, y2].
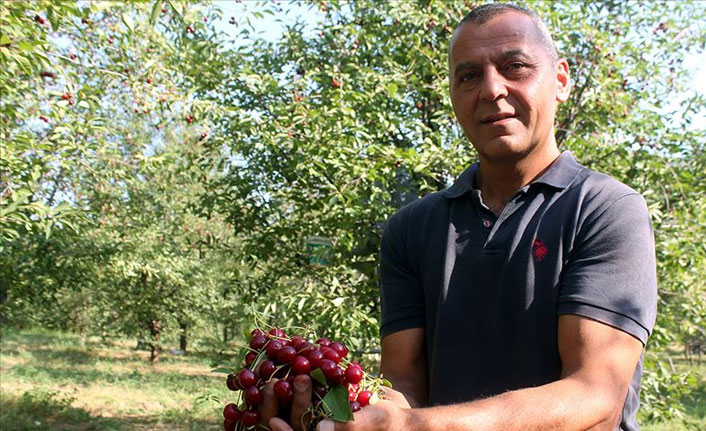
[321, 385, 354, 422]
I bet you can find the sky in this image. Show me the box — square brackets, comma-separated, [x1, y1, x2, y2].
[211, 0, 706, 98]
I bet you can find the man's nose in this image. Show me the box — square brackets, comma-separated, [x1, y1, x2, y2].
[478, 67, 508, 101]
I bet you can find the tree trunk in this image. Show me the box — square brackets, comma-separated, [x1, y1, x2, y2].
[179, 320, 188, 352]
[80, 328, 87, 347]
[149, 319, 161, 363]
[0, 284, 7, 325]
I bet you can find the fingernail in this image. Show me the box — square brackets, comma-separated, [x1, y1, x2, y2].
[294, 378, 306, 392]
[317, 419, 334, 431]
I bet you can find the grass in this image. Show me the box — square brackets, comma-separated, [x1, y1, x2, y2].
[0, 329, 227, 431]
[1, 329, 704, 431]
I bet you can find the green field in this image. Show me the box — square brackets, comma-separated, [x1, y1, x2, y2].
[1, 329, 704, 431]
[0, 329, 226, 431]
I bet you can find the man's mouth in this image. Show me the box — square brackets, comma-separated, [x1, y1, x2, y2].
[481, 113, 516, 124]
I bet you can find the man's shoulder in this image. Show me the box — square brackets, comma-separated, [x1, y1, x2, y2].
[568, 160, 647, 217]
[388, 189, 450, 228]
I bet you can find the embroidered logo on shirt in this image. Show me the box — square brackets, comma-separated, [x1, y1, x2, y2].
[532, 239, 548, 262]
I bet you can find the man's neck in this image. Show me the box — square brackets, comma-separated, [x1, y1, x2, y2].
[476, 145, 561, 217]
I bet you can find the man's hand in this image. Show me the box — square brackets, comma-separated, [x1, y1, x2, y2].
[261, 374, 313, 431]
[270, 386, 412, 431]
[315, 387, 412, 431]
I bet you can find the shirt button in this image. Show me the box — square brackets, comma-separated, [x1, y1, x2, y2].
[482, 219, 493, 228]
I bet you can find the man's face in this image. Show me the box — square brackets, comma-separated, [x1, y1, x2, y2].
[449, 12, 569, 164]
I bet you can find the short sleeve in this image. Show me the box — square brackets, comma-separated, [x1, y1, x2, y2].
[379, 210, 426, 338]
[558, 193, 657, 345]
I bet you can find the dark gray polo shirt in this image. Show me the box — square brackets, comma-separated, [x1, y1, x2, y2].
[380, 151, 657, 431]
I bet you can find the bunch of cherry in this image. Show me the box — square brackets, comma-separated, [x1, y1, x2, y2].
[221, 327, 379, 431]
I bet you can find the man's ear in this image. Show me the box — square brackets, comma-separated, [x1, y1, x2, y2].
[556, 58, 571, 102]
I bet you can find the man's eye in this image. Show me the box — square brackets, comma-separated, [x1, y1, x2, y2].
[459, 72, 478, 82]
[506, 62, 525, 71]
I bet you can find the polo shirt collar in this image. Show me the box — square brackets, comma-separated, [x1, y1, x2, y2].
[531, 151, 582, 189]
[442, 151, 580, 199]
[442, 162, 479, 199]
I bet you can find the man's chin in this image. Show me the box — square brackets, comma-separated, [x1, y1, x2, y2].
[471, 136, 532, 162]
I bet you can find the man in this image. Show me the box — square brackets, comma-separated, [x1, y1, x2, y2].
[266, 3, 657, 431]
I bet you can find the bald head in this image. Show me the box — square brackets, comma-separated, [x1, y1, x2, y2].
[451, 3, 558, 64]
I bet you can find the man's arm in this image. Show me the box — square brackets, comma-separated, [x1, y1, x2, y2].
[380, 328, 428, 408]
[320, 314, 643, 431]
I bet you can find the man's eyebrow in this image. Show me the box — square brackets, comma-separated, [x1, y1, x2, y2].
[453, 49, 533, 77]
[453, 62, 478, 77]
[498, 49, 532, 61]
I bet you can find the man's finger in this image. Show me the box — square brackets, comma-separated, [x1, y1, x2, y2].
[269, 417, 294, 431]
[259, 378, 280, 424]
[290, 374, 313, 431]
[315, 419, 336, 431]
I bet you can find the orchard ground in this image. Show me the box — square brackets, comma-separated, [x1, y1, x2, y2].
[1, 329, 704, 431]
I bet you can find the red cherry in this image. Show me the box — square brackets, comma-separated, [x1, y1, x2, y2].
[273, 379, 294, 404]
[277, 345, 297, 364]
[226, 373, 241, 391]
[331, 78, 341, 88]
[350, 401, 361, 412]
[313, 383, 328, 398]
[265, 339, 283, 358]
[297, 341, 315, 355]
[316, 338, 331, 347]
[244, 386, 264, 406]
[319, 359, 337, 379]
[289, 335, 305, 347]
[237, 369, 257, 389]
[223, 419, 235, 431]
[241, 410, 260, 427]
[292, 356, 310, 374]
[306, 350, 324, 369]
[348, 388, 357, 401]
[259, 359, 276, 380]
[267, 328, 286, 339]
[245, 351, 256, 365]
[251, 328, 264, 337]
[322, 348, 341, 364]
[34, 15, 45, 25]
[146, 78, 152, 84]
[328, 367, 346, 386]
[250, 334, 267, 350]
[345, 365, 363, 384]
[357, 390, 372, 407]
[223, 403, 241, 421]
[329, 342, 349, 358]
